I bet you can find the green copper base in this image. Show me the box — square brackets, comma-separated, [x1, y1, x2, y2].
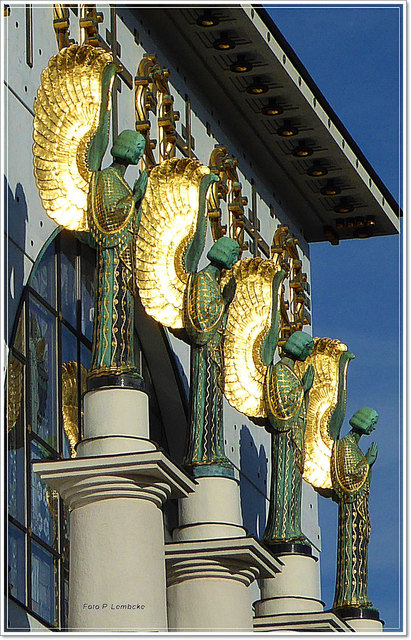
[263, 540, 313, 557]
[190, 462, 235, 479]
[86, 371, 146, 393]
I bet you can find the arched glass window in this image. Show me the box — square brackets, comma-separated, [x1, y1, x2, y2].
[7, 230, 180, 630]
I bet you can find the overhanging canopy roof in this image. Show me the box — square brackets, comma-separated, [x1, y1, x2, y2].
[130, 6, 400, 244]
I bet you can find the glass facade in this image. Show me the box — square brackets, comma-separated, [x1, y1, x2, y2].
[7, 232, 95, 629]
[6, 231, 170, 630]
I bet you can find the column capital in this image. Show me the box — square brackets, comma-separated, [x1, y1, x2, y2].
[33, 450, 196, 509]
[166, 536, 282, 588]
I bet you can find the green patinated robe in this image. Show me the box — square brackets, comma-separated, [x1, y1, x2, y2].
[332, 433, 372, 610]
[183, 271, 233, 477]
[87, 167, 140, 382]
[263, 361, 307, 544]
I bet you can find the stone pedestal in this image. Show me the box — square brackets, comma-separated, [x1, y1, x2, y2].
[76, 387, 155, 457]
[166, 475, 281, 632]
[33, 387, 195, 632]
[173, 475, 245, 541]
[254, 551, 323, 624]
[253, 610, 354, 632]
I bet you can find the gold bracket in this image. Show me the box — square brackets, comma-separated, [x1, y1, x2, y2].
[79, 4, 103, 47]
[53, 4, 103, 51]
[135, 54, 179, 172]
[271, 225, 311, 346]
[53, 4, 71, 50]
[207, 146, 248, 251]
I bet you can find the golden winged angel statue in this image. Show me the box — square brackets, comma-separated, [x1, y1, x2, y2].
[296, 345, 380, 615]
[135, 162, 241, 478]
[223, 259, 355, 551]
[33, 44, 148, 390]
[223, 257, 315, 549]
[33, 45, 214, 395]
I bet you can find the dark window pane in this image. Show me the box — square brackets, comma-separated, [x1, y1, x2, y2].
[80, 241, 95, 341]
[80, 344, 91, 372]
[79, 345, 91, 440]
[62, 570, 69, 630]
[31, 440, 58, 550]
[61, 501, 70, 567]
[62, 325, 77, 367]
[13, 307, 25, 356]
[28, 297, 57, 448]
[60, 233, 78, 329]
[8, 523, 25, 605]
[30, 241, 55, 308]
[31, 541, 58, 627]
[8, 357, 25, 522]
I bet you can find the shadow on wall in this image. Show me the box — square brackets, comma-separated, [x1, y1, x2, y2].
[5, 178, 29, 346]
[239, 424, 268, 539]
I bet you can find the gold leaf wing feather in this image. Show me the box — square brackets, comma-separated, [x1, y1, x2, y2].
[295, 337, 350, 489]
[61, 361, 87, 458]
[135, 158, 211, 328]
[223, 258, 282, 418]
[33, 44, 114, 231]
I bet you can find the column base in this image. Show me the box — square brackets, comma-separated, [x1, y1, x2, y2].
[166, 537, 282, 632]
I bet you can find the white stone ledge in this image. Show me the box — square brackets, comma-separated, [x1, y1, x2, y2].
[33, 450, 196, 499]
[166, 536, 283, 581]
[254, 610, 355, 632]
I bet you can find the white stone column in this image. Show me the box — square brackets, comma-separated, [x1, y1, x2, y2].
[254, 552, 324, 617]
[166, 475, 282, 632]
[34, 387, 195, 632]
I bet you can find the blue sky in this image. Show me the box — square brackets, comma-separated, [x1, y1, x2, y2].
[265, 3, 403, 631]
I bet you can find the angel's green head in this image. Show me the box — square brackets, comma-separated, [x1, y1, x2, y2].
[111, 130, 146, 165]
[207, 237, 241, 270]
[283, 331, 314, 362]
[349, 407, 379, 434]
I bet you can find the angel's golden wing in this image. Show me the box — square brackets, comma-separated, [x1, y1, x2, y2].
[223, 258, 282, 418]
[7, 356, 24, 433]
[61, 361, 87, 458]
[135, 158, 212, 328]
[33, 44, 114, 231]
[295, 337, 353, 490]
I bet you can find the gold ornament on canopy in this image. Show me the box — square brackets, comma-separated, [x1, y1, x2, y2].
[135, 54, 180, 171]
[207, 145, 248, 251]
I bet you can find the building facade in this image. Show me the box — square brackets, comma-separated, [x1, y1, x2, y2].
[5, 4, 399, 632]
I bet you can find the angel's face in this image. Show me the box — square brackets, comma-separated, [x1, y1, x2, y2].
[365, 416, 378, 434]
[300, 340, 314, 361]
[112, 131, 145, 165]
[225, 244, 241, 268]
[208, 238, 240, 269]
